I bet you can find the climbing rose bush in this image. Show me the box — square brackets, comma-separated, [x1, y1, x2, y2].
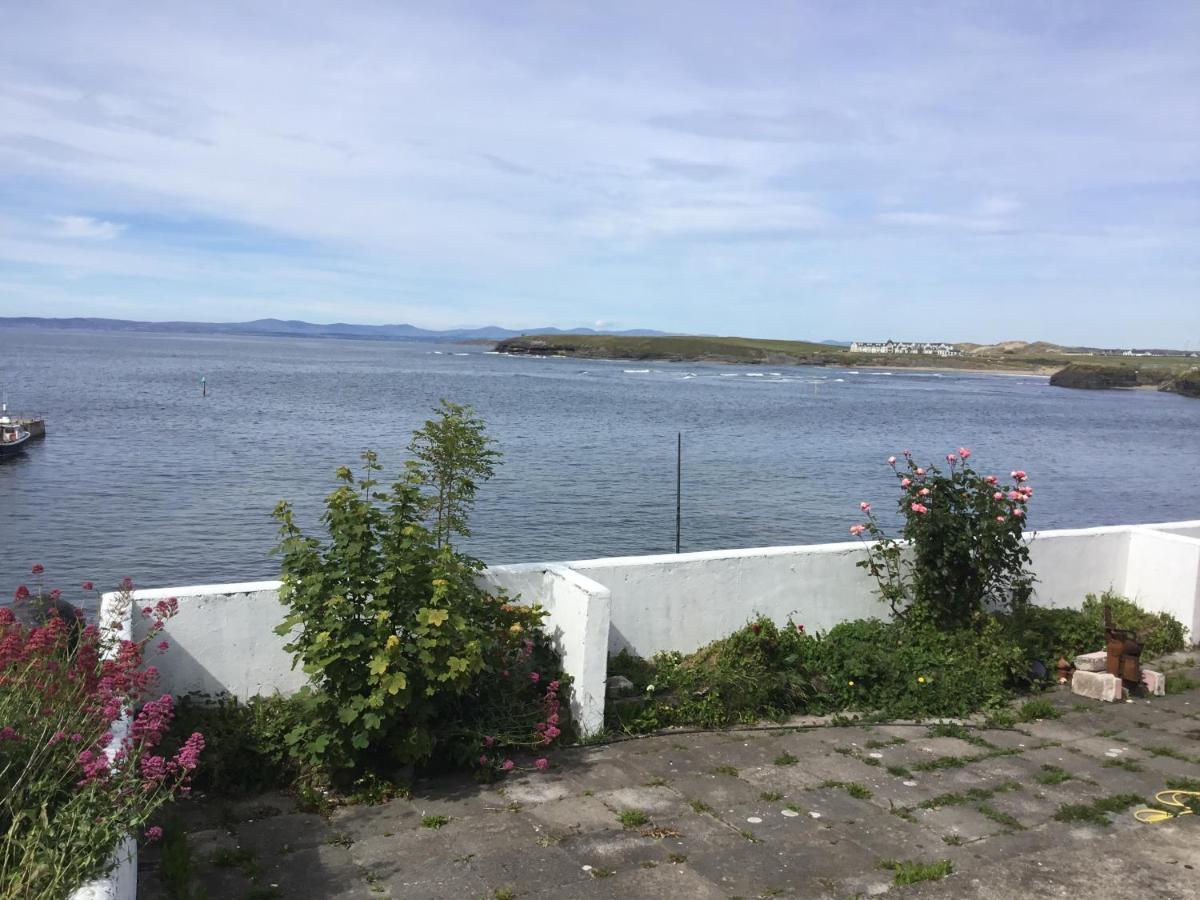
[0, 574, 203, 900]
[850, 449, 1036, 629]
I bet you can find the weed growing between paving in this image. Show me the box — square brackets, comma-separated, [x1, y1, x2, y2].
[878, 858, 954, 886]
[1053, 794, 1144, 826]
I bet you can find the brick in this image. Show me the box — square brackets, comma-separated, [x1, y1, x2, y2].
[1073, 651, 1108, 673]
[1071, 670, 1123, 702]
[1141, 668, 1166, 696]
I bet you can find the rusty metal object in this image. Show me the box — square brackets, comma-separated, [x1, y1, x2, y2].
[1104, 605, 1142, 684]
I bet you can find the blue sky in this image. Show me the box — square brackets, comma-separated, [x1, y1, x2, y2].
[0, 1, 1197, 346]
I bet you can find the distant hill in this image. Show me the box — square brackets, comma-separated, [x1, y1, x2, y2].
[0, 317, 671, 341]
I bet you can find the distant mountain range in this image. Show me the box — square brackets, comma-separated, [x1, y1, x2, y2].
[0, 317, 671, 341]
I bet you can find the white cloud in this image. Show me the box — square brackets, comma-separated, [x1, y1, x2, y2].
[47, 215, 126, 240]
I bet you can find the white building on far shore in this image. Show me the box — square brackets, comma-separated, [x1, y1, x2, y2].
[850, 340, 961, 357]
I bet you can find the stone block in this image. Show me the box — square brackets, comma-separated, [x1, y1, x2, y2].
[1073, 650, 1108, 672]
[1141, 668, 1166, 696]
[1071, 669, 1122, 702]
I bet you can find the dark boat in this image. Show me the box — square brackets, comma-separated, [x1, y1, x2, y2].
[0, 412, 30, 458]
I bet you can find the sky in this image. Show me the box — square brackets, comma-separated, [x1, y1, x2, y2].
[0, 2, 1197, 346]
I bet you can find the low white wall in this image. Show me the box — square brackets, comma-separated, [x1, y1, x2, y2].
[133, 520, 1200, 748]
[1026, 527, 1132, 608]
[483, 564, 611, 735]
[130, 581, 303, 701]
[1125, 528, 1200, 638]
[567, 542, 880, 657]
[134, 569, 611, 735]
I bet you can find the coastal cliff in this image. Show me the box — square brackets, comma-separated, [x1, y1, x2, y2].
[1050, 362, 1200, 399]
[1049, 363, 1141, 390]
[1161, 368, 1200, 400]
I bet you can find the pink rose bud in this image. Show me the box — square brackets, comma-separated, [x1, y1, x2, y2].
[946, 453, 957, 463]
[993, 492, 1003, 501]
[958, 448, 971, 459]
[916, 468, 925, 476]
[901, 478, 912, 487]
[996, 515, 1006, 522]
[859, 502, 871, 511]
[1008, 491, 1020, 501]
[1013, 508, 1025, 517]
[985, 476, 998, 485]
[887, 456, 897, 465]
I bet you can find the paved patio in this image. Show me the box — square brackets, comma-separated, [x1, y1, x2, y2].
[140, 657, 1200, 899]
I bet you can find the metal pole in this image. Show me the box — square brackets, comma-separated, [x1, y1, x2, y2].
[675, 432, 682, 553]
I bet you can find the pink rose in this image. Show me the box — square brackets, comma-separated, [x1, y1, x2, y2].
[946, 453, 957, 463]
[887, 456, 897, 466]
[859, 502, 871, 512]
[1013, 508, 1025, 517]
[911, 503, 928, 514]
[958, 448, 971, 459]
[996, 515, 1006, 522]
[534, 758, 550, 771]
[1007, 491, 1020, 501]
[901, 478, 912, 488]
[915, 468, 925, 476]
[918, 487, 930, 497]
[993, 492, 1003, 501]
[1011, 470, 1027, 482]
[849, 524, 866, 536]
[984, 475, 998, 485]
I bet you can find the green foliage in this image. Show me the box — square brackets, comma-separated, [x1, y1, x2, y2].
[855, 452, 1035, 629]
[1017, 699, 1060, 722]
[157, 820, 204, 900]
[878, 859, 954, 886]
[272, 404, 565, 780]
[421, 814, 450, 829]
[815, 616, 1023, 718]
[1082, 592, 1187, 658]
[1036, 765, 1072, 785]
[407, 400, 499, 549]
[617, 809, 649, 828]
[161, 695, 302, 798]
[1167, 673, 1198, 695]
[999, 591, 1187, 667]
[1053, 794, 1143, 826]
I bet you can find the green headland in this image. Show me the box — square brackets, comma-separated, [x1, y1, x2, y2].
[493, 334, 1200, 395]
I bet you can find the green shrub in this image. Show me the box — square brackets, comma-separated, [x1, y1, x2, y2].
[853, 450, 1034, 629]
[999, 592, 1187, 665]
[273, 403, 566, 780]
[161, 694, 302, 797]
[1080, 592, 1187, 659]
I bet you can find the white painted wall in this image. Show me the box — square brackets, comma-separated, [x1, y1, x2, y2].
[130, 520, 1200, 747]
[132, 569, 611, 735]
[130, 581, 304, 701]
[1026, 527, 1132, 608]
[482, 564, 611, 734]
[1125, 528, 1200, 638]
[566, 542, 880, 657]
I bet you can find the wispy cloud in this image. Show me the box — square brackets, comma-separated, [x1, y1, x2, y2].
[47, 215, 126, 240]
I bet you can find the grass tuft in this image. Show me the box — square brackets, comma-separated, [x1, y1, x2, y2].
[878, 858, 954, 886]
[617, 809, 649, 829]
[1053, 793, 1143, 827]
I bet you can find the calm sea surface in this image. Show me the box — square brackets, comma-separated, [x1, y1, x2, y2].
[2, 328, 1199, 600]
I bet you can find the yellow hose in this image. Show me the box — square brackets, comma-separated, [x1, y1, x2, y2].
[1134, 790, 1200, 824]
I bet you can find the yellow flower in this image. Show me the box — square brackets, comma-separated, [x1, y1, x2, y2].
[385, 635, 399, 650]
[509, 623, 523, 634]
[917, 676, 926, 684]
[432, 578, 448, 588]
[848, 680, 855, 687]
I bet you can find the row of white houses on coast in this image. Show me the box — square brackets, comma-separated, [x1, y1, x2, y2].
[849, 339, 961, 357]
